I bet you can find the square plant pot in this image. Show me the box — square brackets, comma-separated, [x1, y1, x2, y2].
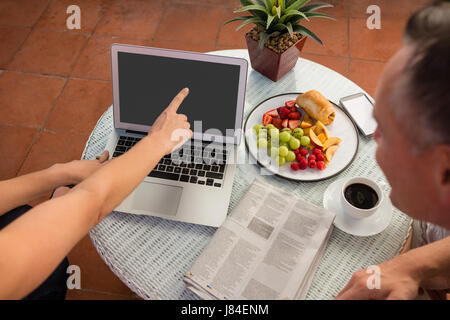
[245, 33, 307, 82]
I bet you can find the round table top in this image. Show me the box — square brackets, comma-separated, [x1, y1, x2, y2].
[83, 49, 412, 300]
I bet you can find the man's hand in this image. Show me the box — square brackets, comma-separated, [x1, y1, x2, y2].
[335, 257, 420, 300]
[58, 151, 110, 185]
[147, 88, 192, 155]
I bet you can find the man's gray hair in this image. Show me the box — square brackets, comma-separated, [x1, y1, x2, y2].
[396, 0, 450, 150]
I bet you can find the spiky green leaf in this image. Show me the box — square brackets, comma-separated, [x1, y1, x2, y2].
[234, 4, 269, 14]
[293, 24, 322, 44]
[303, 12, 335, 20]
[266, 14, 276, 29]
[286, 22, 294, 37]
[276, 5, 281, 18]
[258, 31, 271, 52]
[300, 3, 334, 12]
[223, 15, 255, 25]
[236, 17, 266, 31]
[279, 9, 308, 23]
[286, 0, 310, 11]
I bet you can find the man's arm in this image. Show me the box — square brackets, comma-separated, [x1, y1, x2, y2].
[0, 88, 191, 299]
[0, 152, 110, 217]
[336, 236, 450, 299]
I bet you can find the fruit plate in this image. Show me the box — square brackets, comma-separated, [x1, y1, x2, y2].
[244, 93, 359, 182]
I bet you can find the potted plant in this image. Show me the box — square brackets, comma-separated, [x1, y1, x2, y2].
[225, 0, 334, 82]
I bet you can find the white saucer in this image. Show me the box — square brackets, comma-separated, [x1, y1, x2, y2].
[323, 178, 392, 237]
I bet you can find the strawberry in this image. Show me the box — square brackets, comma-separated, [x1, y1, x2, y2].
[288, 112, 301, 120]
[271, 118, 283, 129]
[265, 109, 279, 117]
[285, 100, 296, 108]
[281, 119, 289, 128]
[290, 162, 300, 171]
[299, 158, 308, 170]
[288, 120, 301, 130]
[262, 114, 272, 126]
[317, 161, 325, 170]
[309, 159, 317, 169]
[277, 107, 291, 119]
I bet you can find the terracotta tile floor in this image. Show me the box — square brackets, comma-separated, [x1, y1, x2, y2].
[0, 0, 429, 299]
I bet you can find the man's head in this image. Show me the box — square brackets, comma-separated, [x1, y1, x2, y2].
[373, 0, 450, 228]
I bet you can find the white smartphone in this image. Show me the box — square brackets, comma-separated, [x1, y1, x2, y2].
[340, 93, 377, 137]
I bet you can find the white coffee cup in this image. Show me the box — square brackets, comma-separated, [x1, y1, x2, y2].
[341, 177, 383, 219]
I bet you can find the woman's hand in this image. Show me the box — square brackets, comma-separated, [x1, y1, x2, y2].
[56, 151, 110, 185]
[146, 88, 192, 155]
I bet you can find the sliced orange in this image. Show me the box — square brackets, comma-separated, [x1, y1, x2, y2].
[325, 145, 339, 162]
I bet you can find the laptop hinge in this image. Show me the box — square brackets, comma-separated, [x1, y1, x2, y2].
[125, 129, 147, 135]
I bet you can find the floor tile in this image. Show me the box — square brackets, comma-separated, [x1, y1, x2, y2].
[0, 124, 38, 180]
[72, 35, 150, 81]
[45, 79, 112, 135]
[150, 39, 216, 53]
[67, 235, 136, 296]
[35, 0, 109, 33]
[348, 59, 386, 97]
[155, 3, 225, 44]
[0, 0, 50, 27]
[66, 289, 140, 300]
[301, 53, 348, 77]
[0, 27, 31, 68]
[348, 0, 430, 19]
[216, 11, 253, 49]
[301, 16, 349, 57]
[94, 0, 164, 39]
[349, 18, 404, 61]
[8, 29, 88, 76]
[18, 130, 88, 176]
[0, 71, 65, 128]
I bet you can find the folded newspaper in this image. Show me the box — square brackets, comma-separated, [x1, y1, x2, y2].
[184, 178, 335, 300]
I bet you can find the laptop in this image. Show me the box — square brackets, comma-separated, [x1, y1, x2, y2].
[104, 44, 248, 227]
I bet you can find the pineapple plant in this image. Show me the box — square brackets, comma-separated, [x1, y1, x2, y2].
[225, 0, 334, 81]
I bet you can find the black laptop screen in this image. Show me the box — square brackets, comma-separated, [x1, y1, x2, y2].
[117, 51, 241, 136]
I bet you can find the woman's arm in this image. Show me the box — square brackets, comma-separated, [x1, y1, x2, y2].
[0, 152, 109, 216]
[0, 88, 192, 299]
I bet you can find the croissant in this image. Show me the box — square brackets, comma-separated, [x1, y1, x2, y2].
[296, 90, 335, 125]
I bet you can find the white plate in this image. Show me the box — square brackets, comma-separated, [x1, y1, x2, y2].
[244, 93, 359, 182]
[323, 178, 392, 236]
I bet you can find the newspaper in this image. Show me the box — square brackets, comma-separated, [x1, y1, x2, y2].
[184, 178, 335, 300]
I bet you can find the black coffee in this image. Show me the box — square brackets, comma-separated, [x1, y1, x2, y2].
[344, 183, 379, 210]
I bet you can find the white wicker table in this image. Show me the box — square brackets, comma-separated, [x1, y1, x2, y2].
[82, 49, 412, 300]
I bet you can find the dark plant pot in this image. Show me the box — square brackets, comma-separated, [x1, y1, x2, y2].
[245, 33, 307, 82]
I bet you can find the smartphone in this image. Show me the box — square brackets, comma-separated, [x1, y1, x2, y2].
[340, 93, 377, 137]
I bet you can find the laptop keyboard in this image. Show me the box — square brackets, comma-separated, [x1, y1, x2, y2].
[112, 135, 227, 188]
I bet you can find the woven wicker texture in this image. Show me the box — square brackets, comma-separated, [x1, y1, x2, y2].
[83, 50, 412, 300]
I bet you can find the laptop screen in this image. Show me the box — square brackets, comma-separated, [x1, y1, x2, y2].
[117, 52, 241, 137]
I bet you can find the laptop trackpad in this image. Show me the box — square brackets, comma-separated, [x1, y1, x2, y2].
[131, 182, 182, 216]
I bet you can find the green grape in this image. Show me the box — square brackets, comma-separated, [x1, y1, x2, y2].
[289, 137, 301, 150]
[279, 141, 289, 148]
[257, 138, 268, 148]
[279, 146, 289, 157]
[300, 136, 311, 147]
[293, 128, 304, 136]
[279, 131, 291, 142]
[266, 124, 276, 131]
[281, 128, 292, 133]
[286, 151, 296, 162]
[276, 156, 286, 167]
[253, 124, 263, 135]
